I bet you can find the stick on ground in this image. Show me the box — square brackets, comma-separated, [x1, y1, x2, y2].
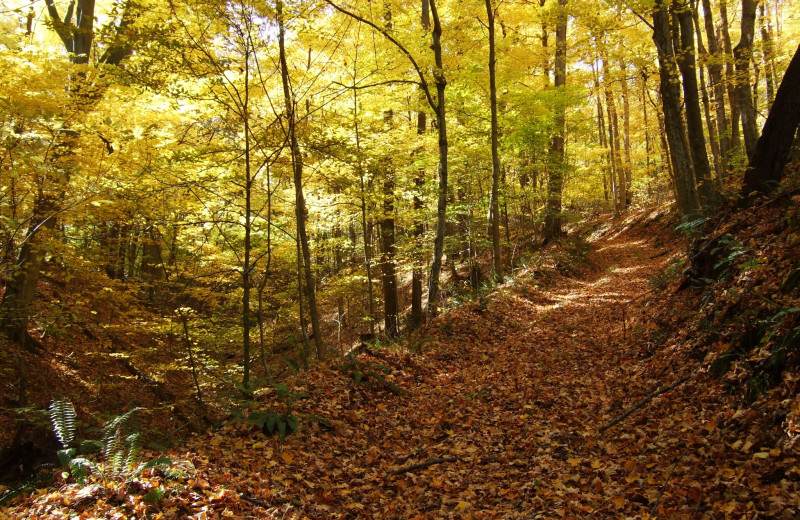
[600, 372, 693, 432]
[388, 457, 460, 476]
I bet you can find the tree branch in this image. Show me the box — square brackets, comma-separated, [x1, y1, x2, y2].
[332, 79, 422, 90]
[324, 0, 438, 113]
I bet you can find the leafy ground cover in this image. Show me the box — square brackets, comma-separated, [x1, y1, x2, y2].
[3, 204, 800, 519]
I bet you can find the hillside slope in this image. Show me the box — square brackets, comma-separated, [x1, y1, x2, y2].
[3, 203, 800, 519]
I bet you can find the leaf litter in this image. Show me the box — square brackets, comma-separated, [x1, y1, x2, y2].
[3, 205, 800, 519]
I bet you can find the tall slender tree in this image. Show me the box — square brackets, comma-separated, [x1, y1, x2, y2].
[277, 0, 324, 359]
[542, 0, 568, 244]
[486, 0, 503, 281]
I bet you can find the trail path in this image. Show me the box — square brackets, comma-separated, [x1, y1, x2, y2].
[17, 212, 794, 519]
[186, 215, 700, 519]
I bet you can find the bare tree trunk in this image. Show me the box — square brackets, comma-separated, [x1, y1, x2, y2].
[741, 44, 800, 198]
[606, 82, 624, 214]
[720, 0, 741, 153]
[759, 3, 776, 106]
[426, 0, 449, 318]
[409, 0, 429, 332]
[486, 0, 502, 282]
[380, 166, 399, 337]
[734, 0, 759, 160]
[691, 2, 722, 186]
[593, 61, 611, 204]
[701, 0, 730, 183]
[619, 61, 634, 208]
[542, 0, 568, 244]
[278, 0, 323, 359]
[674, 0, 716, 211]
[652, 0, 700, 217]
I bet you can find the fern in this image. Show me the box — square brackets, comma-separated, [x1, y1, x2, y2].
[102, 408, 144, 474]
[48, 400, 76, 448]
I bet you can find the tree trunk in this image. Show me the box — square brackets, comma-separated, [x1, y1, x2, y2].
[241, 40, 253, 389]
[486, 0, 502, 282]
[701, 0, 730, 182]
[380, 165, 399, 338]
[605, 81, 624, 214]
[652, 0, 700, 217]
[758, 3, 776, 106]
[741, 44, 800, 198]
[426, 0, 449, 318]
[734, 0, 759, 160]
[593, 61, 611, 204]
[674, 0, 716, 211]
[542, 0, 568, 245]
[720, 0, 741, 153]
[620, 60, 633, 209]
[278, 0, 323, 360]
[409, 0, 430, 332]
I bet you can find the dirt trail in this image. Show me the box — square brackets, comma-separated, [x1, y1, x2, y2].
[185, 215, 690, 519]
[18, 211, 787, 519]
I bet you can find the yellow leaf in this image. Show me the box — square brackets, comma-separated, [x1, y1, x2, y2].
[610, 495, 625, 508]
[567, 457, 581, 467]
[455, 501, 470, 512]
[753, 451, 768, 459]
[281, 451, 294, 464]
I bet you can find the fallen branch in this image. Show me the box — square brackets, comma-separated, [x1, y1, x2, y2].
[650, 462, 679, 517]
[388, 457, 460, 476]
[600, 372, 694, 432]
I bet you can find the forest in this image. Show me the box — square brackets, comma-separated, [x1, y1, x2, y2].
[1, 0, 800, 517]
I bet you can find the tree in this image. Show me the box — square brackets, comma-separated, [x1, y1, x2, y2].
[673, 0, 716, 210]
[741, 44, 800, 199]
[542, 0, 568, 244]
[734, 0, 760, 160]
[651, 0, 700, 218]
[0, 0, 134, 348]
[278, 0, 324, 360]
[325, 0, 450, 319]
[486, 0, 503, 280]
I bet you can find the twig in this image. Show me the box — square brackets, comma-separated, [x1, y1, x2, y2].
[600, 372, 694, 432]
[388, 457, 460, 476]
[650, 462, 678, 517]
[240, 495, 271, 509]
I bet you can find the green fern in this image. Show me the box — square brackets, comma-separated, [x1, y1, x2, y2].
[48, 400, 76, 448]
[102, 407, 144, 474]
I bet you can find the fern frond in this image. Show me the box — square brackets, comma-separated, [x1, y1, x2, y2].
[48, 400, 76, 448]
[102, 407, 145, 472]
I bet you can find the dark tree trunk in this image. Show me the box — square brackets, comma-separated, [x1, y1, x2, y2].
[674, 0, 716, 211]
[701, 0, 730, 182]
[734, 0, 760, 160]
[380, 167, 399, 338]
[278, 0, 323, 360]
[720, 0, 741, 153]
[409, 0, 430, 332]
[606, 81, 624, 214]
[741, 44, 800, 199]
[652, 0, 700, 217]
[542, 0, 568, 244]
[486, 0, 502, 281]
[427, 0, 449, 318]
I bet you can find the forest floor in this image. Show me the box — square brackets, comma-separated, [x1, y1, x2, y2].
[3, 204, 800, 519]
